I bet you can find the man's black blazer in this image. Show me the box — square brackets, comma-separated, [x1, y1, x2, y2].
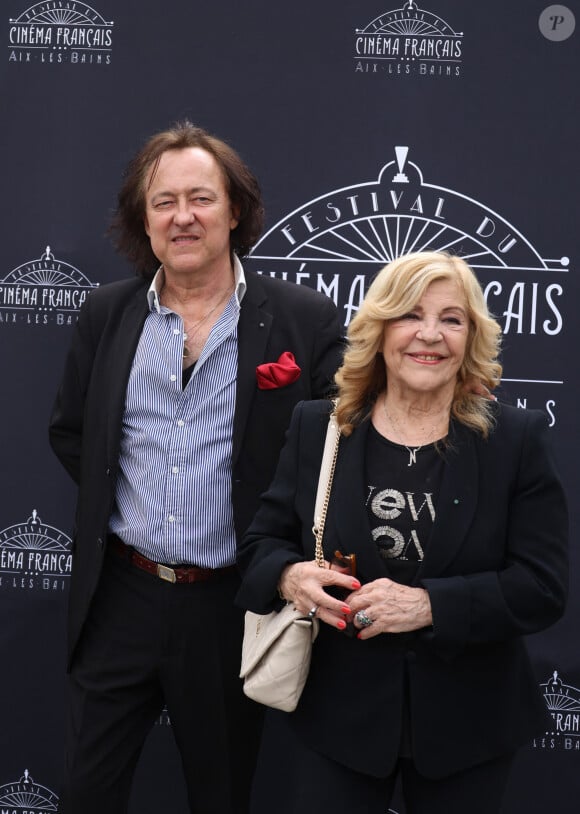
[49, 271, 344, 666]
[236, 399, 569, 779]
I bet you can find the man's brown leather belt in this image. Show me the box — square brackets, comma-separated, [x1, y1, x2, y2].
[108, 535, 236, 584]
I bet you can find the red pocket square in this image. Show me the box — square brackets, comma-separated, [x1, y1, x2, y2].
[256, 352, 302, 390]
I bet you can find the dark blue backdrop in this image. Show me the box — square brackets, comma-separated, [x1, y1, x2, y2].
[1, 2, 578, 811]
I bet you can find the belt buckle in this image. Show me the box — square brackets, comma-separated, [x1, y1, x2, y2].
[157, 564, 177, 583]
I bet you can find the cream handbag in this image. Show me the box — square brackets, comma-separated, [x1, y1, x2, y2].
[240, 409, 340, 712]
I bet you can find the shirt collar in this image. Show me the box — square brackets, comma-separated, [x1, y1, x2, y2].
[147, 256, 247, 313]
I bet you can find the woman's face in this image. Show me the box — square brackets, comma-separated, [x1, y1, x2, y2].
[381, 279, 470, 401]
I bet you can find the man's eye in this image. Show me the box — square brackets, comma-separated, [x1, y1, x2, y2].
[154, 201, 172, 209]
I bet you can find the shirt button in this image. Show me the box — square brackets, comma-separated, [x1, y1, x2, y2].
[170, 374, 177, 382]
[173, 328, 181, 335]
[168, 515, 176, 523]
[172, 466, 179, 474]
[177, 420, 184, 427]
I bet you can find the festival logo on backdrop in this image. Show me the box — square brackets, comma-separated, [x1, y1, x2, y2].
[8, 1, 114, 64]
[0, 245, 98, 327]
[248, 145, 569, 418]
[0, 510, 72, 593]
[353, 0, 463, 78]
[0, 769, 58, 812]
[533, 671, 580, 752]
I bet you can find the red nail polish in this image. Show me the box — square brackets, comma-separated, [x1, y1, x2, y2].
[352, 580, 361, 589]
[341, 606, 350, 615]
[337, 619, 346, 630]
[357, 632, 363, 639]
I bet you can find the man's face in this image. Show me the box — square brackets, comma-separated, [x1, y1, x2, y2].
[143, 147, 239, 280]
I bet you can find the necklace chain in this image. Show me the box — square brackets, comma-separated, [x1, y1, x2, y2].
[162, 286, 233, 358]
[382, 394, 444, 467]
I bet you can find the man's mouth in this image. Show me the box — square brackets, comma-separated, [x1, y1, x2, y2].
[172, 235, 199, 243]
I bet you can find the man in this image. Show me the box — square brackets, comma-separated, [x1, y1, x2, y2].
[49, 122, 344, 814]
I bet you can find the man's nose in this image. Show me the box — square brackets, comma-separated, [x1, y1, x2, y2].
[174, 201, 195, 225]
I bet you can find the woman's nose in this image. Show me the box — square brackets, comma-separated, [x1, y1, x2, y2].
[416, 320, 442, 342]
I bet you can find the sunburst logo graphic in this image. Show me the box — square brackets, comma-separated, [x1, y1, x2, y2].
[11, 3, 110, 24]
[248, 145, 569, 405]
[0, 769, 58, 812]
[0, 245, 98, 326]
[250, 144, 567, 277]
[354, 1, 463, 77]
[0, 509, 72, 593]
[543, 671, 580, 715]
[8, 2, 114, 64]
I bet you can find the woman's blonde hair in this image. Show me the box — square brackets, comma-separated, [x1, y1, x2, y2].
[334, 251, 502, 436]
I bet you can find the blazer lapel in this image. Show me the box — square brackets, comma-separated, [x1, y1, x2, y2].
[106, 289, 149, 464]
[417, 420, 479, 578]
[233, 276, 271, 464]
[327, 421, 388, 581]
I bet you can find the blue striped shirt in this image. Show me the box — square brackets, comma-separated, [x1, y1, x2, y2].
[108, 259, 247, 567]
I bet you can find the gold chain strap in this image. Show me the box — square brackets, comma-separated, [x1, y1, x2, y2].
[313, 413, 340, 569]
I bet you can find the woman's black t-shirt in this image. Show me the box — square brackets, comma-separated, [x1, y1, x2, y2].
[365, 423, 445, 586]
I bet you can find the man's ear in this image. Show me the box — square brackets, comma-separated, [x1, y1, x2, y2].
[230, 204, 240, 230]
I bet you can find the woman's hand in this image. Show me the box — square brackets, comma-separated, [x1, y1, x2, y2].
[278, 562, 361, 631]
[348, 578, 433, 639]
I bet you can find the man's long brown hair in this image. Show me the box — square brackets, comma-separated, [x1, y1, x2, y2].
[110, 121, 264, 280]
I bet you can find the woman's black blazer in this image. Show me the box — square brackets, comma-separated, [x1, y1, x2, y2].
[236, 399, 568, 779]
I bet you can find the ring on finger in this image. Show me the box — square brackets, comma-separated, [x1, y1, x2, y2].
[354, 609, 373, 628]
[307, 605, 318, 619]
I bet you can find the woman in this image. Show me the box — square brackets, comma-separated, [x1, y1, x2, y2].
[236, 251, 568, 814]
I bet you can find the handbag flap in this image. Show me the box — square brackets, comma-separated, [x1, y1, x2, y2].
[240, 606, 319, 677]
